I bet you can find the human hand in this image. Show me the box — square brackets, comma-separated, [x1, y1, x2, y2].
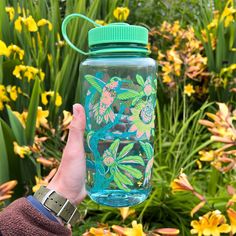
[47, 104, 87, 205]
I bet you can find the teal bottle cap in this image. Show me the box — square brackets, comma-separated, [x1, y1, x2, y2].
[88, 23, 148, 46]
[62, 14, 149, 55]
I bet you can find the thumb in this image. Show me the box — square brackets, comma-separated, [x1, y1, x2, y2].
[65, 104, 86, 154]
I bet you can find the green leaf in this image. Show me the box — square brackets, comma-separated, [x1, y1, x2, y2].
[118, 155, 145, 166]
[216, 21, 225, 72]
[25, 78, 40, 145]
[140, 141, 154, 159]
[115, 169, 133, 186]
[118, 143, 134, 158]
[131, 96, 141, 106]
[7, 107, 26, 145]
[108, 139, 120, 156]
[85, 75, 104, 93]
[0, 119, 23, 199]
[119, 165, 143, 179]
[0, 121, 9, 183]
[229, 23, 235, 50]
[136, 74, 145, 86]
[117, 89, 140, 100]
[113, 172, 129, 191]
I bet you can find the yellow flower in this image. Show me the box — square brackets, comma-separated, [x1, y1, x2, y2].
[158, 51, 165, 60]
[41, 91, 62, 107]
[6, 85, 18, 101]
[191, 210, 231, 236]
[0, 180, 17, 202]
[5, 7, 15, 21]
[163, 74, 172, 83]
[112, 221, 146, 236]
[0, 85, 10, 110]
[171, 21, 180, 36]
[184, 84, 195, 96]
[0, 40, 10, 57]
[13, 65, 45, 81]
[13, 141, 30, 158]
[220, 63, 236, 76]
[118, 207, 135, 221]
[39, 70, 45, 81]
[12, 110, 28, 127]
[95, 20, 107, 26]
[8, 44, 24, 60]
[47, 54, 52, 64]
[14, 16, 23, 32]
[24, 70, 34, 81]
[32, 169, 56, 193]
[199, 150, 215, 162]
[14, 15, 38, 32]
[113, 7, 130, 21]
[87, 227, 116, 236]
[55, 33, 65, 47]
[227, 208, 236, 235]
[62, 110, 73, 130]
[36, 107, 49, 128]
[32, 176, 48, 193]
[207, 18, 218, 30]
[221, 7, 236, 27]
[24, 15, 38, 32]
[41, 91, 49, 105]
[37, 19, 53, 31]
[55, 92, 62, 107]
[171, 173, 194, 192]
[13, 65, 26, 79]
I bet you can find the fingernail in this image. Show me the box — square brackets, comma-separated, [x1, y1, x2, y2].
[73, 105, 80, 117]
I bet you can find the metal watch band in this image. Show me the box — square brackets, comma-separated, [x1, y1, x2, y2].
[34, 186, 80, 225]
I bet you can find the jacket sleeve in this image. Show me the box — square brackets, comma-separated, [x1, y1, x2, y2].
[0, 198, 71, 236]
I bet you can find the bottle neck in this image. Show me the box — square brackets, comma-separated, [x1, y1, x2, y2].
[89, 43, 149, 57]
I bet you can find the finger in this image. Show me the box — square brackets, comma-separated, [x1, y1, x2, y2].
[64, 104, 86, 156]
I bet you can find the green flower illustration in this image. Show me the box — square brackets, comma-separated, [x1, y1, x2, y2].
[128, 100, 155, 139]
[102, 139, 145, 191]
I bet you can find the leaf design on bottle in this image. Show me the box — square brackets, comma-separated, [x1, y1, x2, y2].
[85, 75, 104, 93]
[136, 74, 145, 86]
[117, 89, 140, 100]
[102, 139, 144, 191]
[117, 155, 145, 165]
[119, 165, 143, 179]
[117, 143, 134, 158]
[140, 141, 154, 186]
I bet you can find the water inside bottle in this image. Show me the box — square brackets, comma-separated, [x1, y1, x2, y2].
[85, 139, 152, 207]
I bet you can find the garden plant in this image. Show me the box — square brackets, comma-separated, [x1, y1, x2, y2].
[0, 0, 236, 235]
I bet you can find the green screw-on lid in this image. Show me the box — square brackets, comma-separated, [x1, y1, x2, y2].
[61, 14, 149, 55]
[88, 23, 148, 46]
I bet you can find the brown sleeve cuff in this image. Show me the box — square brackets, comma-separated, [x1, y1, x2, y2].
[0, 198, 71, 236]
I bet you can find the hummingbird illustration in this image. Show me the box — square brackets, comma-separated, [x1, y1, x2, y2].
[85, 74, 138, 124]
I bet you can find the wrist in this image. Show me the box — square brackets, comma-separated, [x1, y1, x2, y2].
[47, 180, 77, 205]
[34, 186, 81, 225]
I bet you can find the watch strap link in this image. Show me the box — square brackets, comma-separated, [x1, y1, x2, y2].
[34, 186, 80, 225]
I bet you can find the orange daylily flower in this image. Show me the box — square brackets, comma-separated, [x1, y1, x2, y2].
[112, 221, 146, 236]
[171, 173, 194, 192]
[154, 228, 180, 235]
[0, 180, 17, 202]
[227, 208, 236, 235]
[118, 207, 135, 221]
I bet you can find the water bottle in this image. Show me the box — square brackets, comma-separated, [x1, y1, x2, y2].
[62, 14, 157, 207]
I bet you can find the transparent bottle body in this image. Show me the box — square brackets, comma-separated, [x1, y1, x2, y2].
[79, 53, 157, 207]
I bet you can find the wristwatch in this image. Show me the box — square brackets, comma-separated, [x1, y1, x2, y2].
[34, 186, 80, 225]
